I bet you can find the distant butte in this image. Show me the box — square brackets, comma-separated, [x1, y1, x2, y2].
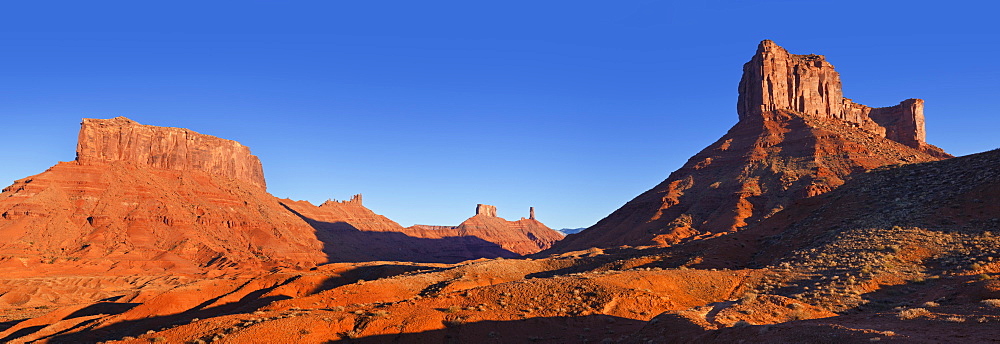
[285, 200, 563, 262]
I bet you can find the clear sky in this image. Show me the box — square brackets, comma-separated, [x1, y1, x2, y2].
[1, 1, 997, 229]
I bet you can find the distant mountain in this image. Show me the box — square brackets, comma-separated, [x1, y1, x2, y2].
[557, 227, 586, 235]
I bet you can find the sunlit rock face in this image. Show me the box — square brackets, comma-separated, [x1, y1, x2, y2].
[548, 40, 951, 253]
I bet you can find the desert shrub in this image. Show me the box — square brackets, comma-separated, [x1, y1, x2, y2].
[788, 309, 810, 321]
[150, 337, 167, 343]
[339, 330, 360, 339]
[981, 299, 1000, 307]
[944, 316, 965, 323]
[921, 301, 940, 307]
[732, 320, 752, 327]
[442, 316, 468, 327]
[442, 305, 462, 313]
[897, 308, 929, 320]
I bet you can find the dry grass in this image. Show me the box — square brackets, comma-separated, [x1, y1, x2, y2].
[981, 299, 1000, 307]
[897, 308, 929, 320]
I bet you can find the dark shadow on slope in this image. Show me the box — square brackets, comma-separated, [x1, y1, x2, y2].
[42, 293, 294, 343]
[64, 302, 141, 320]
[0, 320, 20, 332]
[327, 315, 647, 344]
[0, 325, 46, 343]
[280, 203, 519, 264]
[310, 264, 440, 294]
[34, 274, 319, 343]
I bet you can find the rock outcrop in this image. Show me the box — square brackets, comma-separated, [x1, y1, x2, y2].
[737, 40, 946, 157]
[476, 204, 497, 217]
[76, 117, 267, 188]
[547, 40, 952, 253]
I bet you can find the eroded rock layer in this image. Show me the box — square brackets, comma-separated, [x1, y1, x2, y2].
[0, 160, 325, 274]
[76, 117, 267, 188]
[737, 40, 946, 156]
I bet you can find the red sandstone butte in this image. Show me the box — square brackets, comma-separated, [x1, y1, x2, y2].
[547, 40, 952, 253]
[0, 118, 324, 274]
[77, 117, 267, 188]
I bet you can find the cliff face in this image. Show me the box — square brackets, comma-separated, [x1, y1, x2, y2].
[737, 40, 946, 157]
[76, 117, 267, 188]
[547, 40, 952, 253]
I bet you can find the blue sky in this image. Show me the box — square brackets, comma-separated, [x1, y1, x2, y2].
[1, 1, 997, 229]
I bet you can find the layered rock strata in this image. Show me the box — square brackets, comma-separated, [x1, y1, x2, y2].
[76, 117, 267, 188]
[738, 40, 945, 156]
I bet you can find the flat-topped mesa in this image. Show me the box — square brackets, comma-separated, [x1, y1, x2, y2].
[75, 117, 267, 188]
[476, 204, 497, 217]
[737, 40, 926, 149]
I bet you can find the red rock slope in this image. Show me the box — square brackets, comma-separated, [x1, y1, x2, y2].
[0, 117, 325, 274]
[548, 40, 951, 253]
[280, 200, 563, 263]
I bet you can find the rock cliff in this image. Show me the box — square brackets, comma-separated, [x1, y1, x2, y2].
[738, 40, 946, 157]
[76, 117, 267, 188]
[547, 40, 952, 253]
[476, 204, 498, 217]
